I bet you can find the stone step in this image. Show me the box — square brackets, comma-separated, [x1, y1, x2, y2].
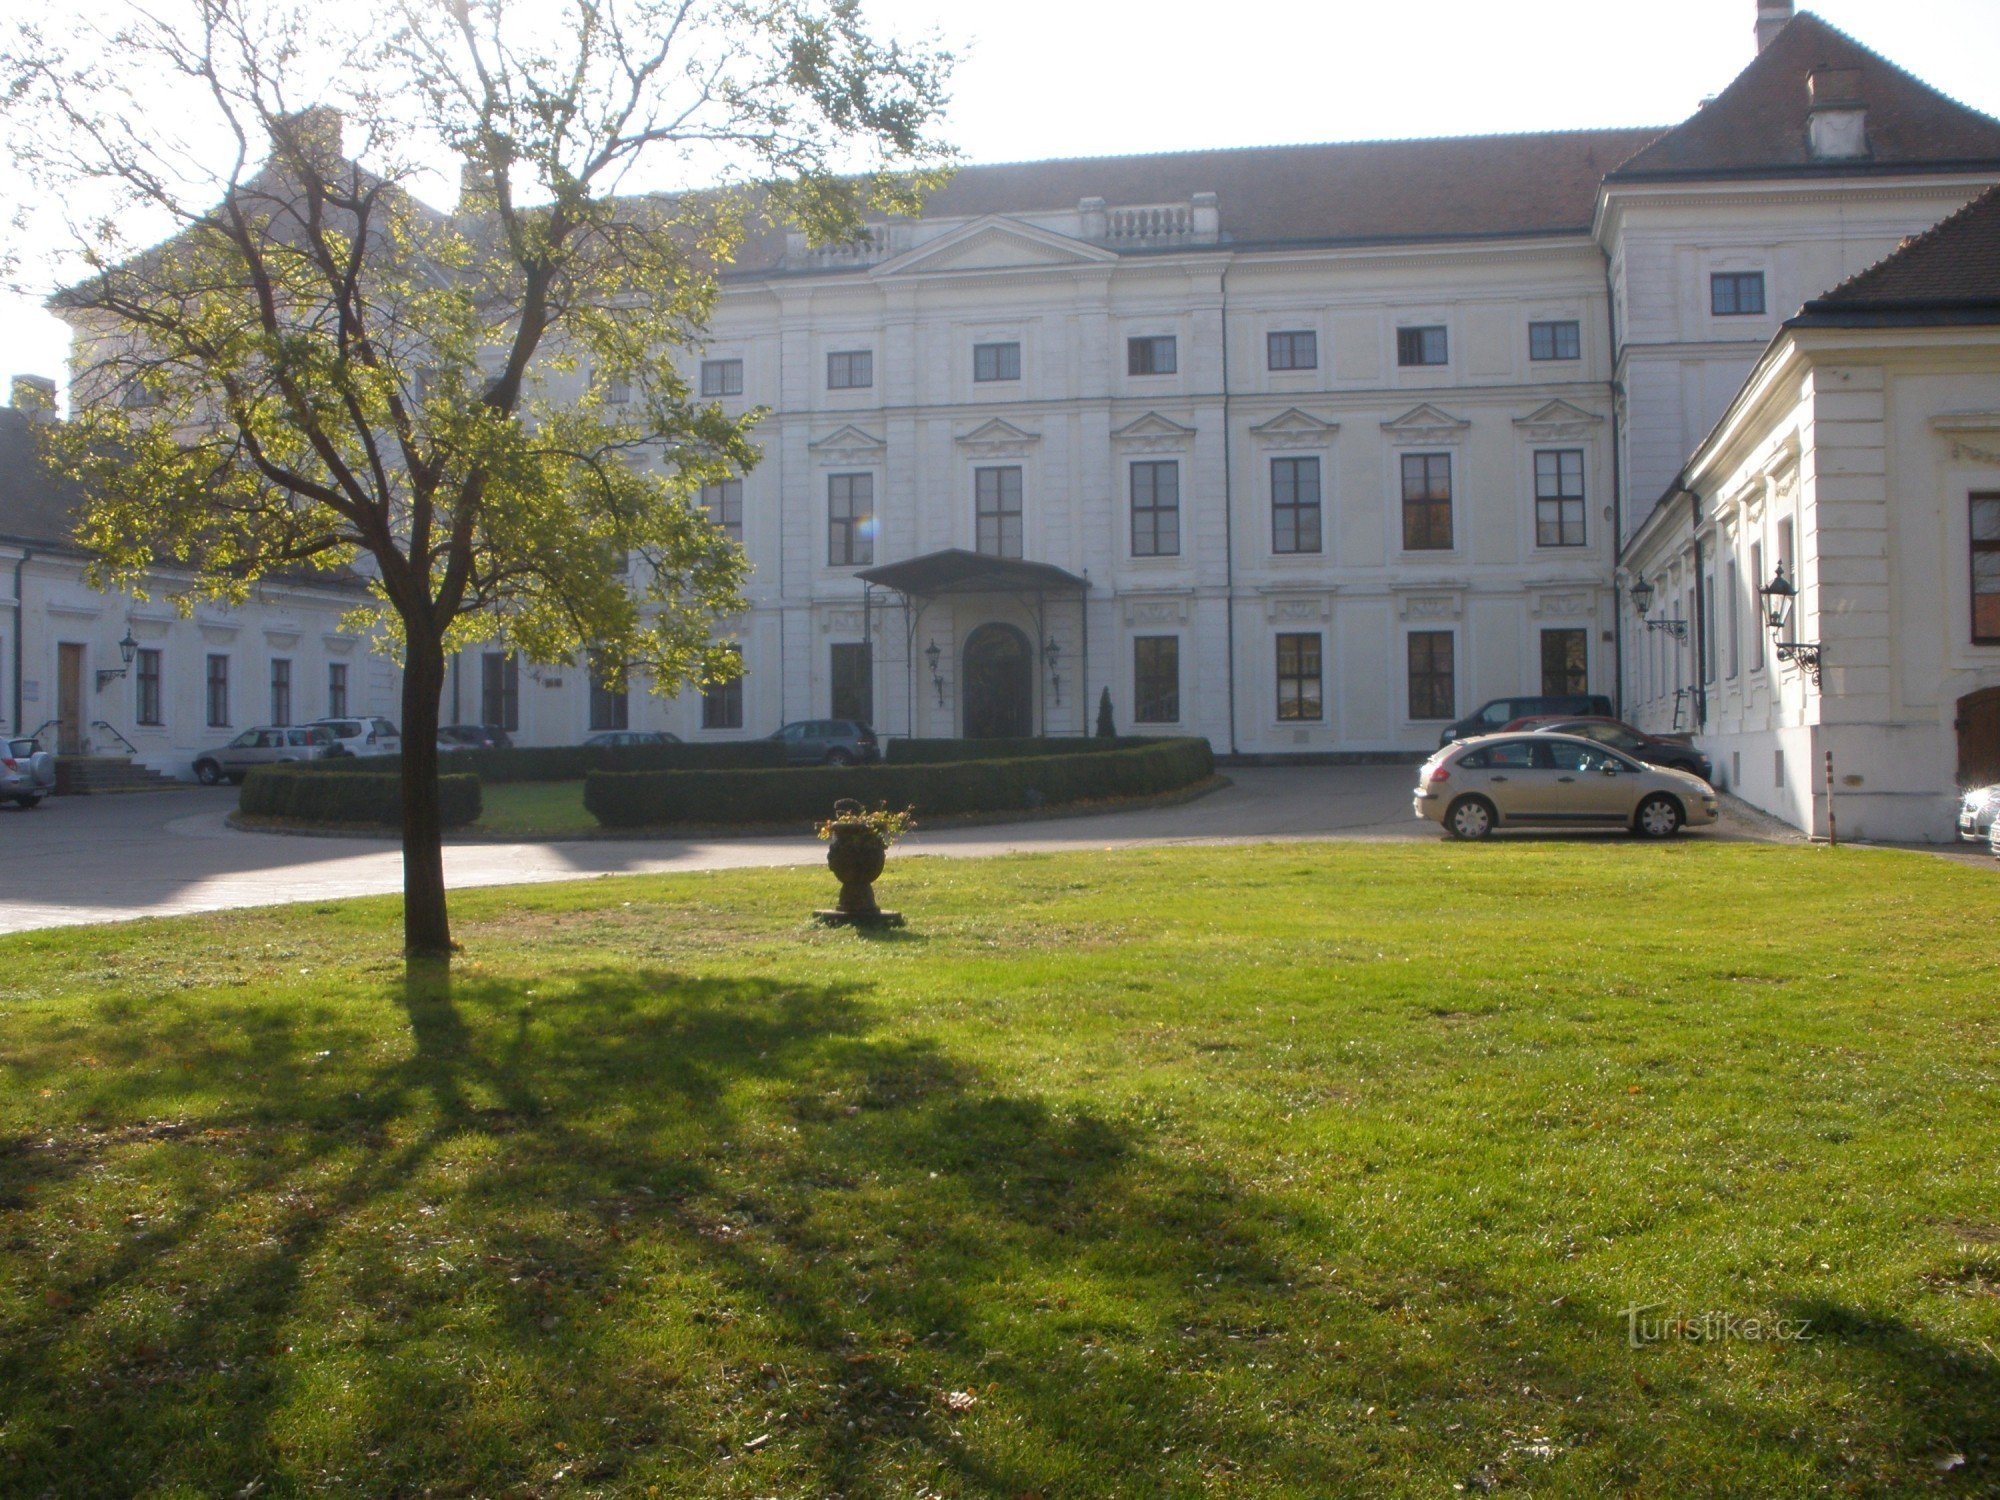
[52, 757, 186, 795]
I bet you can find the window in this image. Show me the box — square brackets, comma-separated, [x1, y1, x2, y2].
[1710, 272, 1766, 316]
[269, 658, 292, 727]
[1529, 320, 1581, 361]
[136, 648, 163, 726]
[1127, 335, 1177, 376]
[1267, 330, 1317, 371]
[827, 473, 874, 566]
[702, 479, 744, 545]
[1134, 636, 1180, 724]
[702, 647, 743, 730]
[973, 341, 1020, 382]
[1129, 460, 1180, 557]
[826, 349, 873, 390]
[1533, 449, 1587, 547]
[1540, 629, 1588, 696]
[602, 372, 631, 405]
[588, 651, 628, 731]
[699, 358, 743, 397]
[1749, 541, 1766, 669]
[1726, 559, 1742, 679]
[326, 661, 347, 719]
[975, 466, 1023, 559]
[1270, 456, 1322, 555]
[1275, 633, 1323, 721]
[205, 655, 230, 727]
[1408, 631, 1455, 720]
[830, 643, 872, 723]
[1972, 494, 2000, 643]
[1397, 325, 1448, 366]
[1401, 453, 1453, 551]
[481, 651, 519, 731]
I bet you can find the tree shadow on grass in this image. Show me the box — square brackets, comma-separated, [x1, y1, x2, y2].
[2, 962, 1354, 1496]
[8, 963, 1995, 1497]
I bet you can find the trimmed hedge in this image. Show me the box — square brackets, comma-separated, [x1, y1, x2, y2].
[885, 736, 1135, 764]
[240, 765, 483, 828]
[585, 736, 1214, 829]
[315, 740, 786, 782]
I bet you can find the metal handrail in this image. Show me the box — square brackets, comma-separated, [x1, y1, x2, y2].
[89, 720, 139, 755]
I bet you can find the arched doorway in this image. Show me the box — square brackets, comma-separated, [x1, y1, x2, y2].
[1958, 686, 2000, 786]
[962, 623, 1033, 739]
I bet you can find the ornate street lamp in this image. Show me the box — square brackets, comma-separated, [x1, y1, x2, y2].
[96, 628, 139, 691]
[1627, 576, 1687, 639]
[1758, 562, 1821, 685]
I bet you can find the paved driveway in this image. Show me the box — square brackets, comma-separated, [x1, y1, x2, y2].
[0, 763, 1795, 936]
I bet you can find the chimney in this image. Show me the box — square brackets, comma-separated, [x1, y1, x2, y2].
[269, 106, 344, 170]
[10, 375, 57, 421]
[1807, 67, 1869, 160]
[1756, 1, 1793, 52]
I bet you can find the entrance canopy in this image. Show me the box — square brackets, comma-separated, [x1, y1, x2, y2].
[856, 548, 1088, 598]
[854, 550, 1092, 739]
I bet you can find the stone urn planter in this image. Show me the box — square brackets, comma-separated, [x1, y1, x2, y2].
[813, 798, 912, 927]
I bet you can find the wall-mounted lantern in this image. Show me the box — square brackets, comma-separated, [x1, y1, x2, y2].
[1758, 563, 1822, 686]
[1627, 577, 1688, 640]
[96, 628, 139, 691]
[924, 638, 946, 706]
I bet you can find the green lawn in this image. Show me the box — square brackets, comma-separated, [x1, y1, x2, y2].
[2, 843, 1997, 1497]
[471, 779, 592, 837]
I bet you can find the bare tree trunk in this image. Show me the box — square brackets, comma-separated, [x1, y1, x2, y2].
[399, 635, 453, 959]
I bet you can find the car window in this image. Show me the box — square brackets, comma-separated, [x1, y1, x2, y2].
[1463, 740, 1538, 770]
[375, 720, 400, 737]
[1547, 740, 1622, 773]
[1475, 702, 1511, 727]
[228, 731, 256, 748]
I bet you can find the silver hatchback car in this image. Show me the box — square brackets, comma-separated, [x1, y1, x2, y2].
[192, 725, 335, 785]
[1414, 732, 1719, 841]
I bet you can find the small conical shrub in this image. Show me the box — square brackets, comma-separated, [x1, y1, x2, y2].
[1095, 686, 1116, 739]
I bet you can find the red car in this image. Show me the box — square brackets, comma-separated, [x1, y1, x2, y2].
[1500, 715, 1713, 784]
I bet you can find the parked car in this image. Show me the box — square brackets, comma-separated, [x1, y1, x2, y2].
[192, 725, 335, 785]
[1512, 716, 1714, 783]
[1959, 783, 2000, 844]
[1438, 694, 1615, 747]
[581, 730, 682, 749]
[1413, 732, 1719, 841]
[307, 716, 402, 758]
[2, 737, 55, 808]
[439, 724, 513, 752]
[768, 719, 880, 766]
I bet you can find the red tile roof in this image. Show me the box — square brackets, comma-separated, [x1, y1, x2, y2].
[1796, 182, 2000, 318]
[1607, 12, 2000, 181]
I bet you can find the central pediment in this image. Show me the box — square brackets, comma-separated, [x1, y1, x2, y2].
[873, 216, 1118, 278]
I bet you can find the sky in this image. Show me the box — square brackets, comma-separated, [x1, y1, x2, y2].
[4, 0, 1998, 396]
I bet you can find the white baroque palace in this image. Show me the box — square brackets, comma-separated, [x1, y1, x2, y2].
[14, 2, 2000, 822]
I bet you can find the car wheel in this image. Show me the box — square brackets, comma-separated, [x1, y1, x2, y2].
[1445, 795, 1496, 841]
[1635, 794, 1684, 838]
[824, 748, 854, 767]
[194, 759, 223, 786]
